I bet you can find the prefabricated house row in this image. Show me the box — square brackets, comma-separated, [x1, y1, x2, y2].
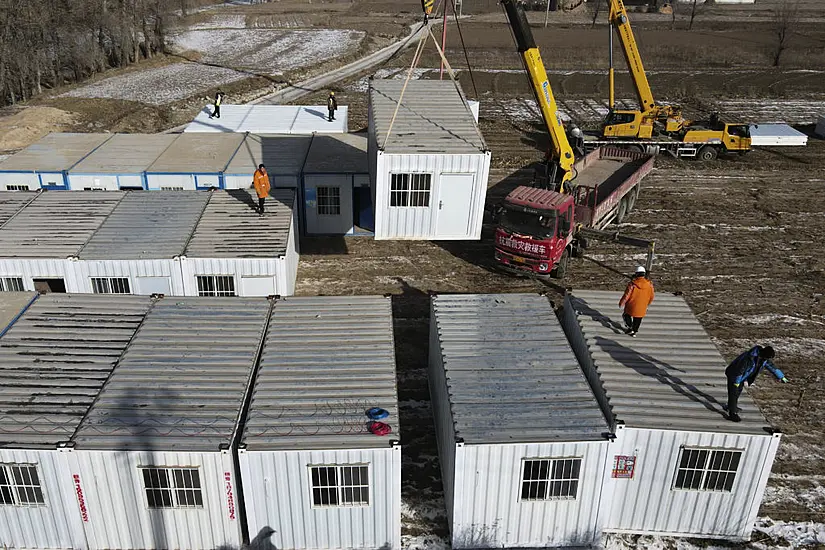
[0, 189, 299, 297]
[429, 292, 781, 546]
[186, 105, 350, 134]
[0, 293, 400, 550]
[369, 79, 491, 241]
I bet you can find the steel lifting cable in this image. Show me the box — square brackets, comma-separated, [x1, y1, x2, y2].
[450, 0, 479, 98]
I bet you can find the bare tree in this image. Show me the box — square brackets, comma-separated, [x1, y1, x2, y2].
[670, 2, 678, 31]
[688, 0, 700, 30]
[590, 0, 602, 29]
[772, 0, 800, 67]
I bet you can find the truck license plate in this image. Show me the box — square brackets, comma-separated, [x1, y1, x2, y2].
[513, 256, 526, 264]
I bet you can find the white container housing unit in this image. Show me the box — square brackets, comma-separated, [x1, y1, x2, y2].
[68, 134, 177, 191]
[185, 105, 348, 134]
[223, 134, 313, 190]
[0, 133, 112, 190]
[0, 293, 154, 550]
[302, 133, 372, 235]
[561, 290, 781, 540]
[0, 189, 299, 297]
[429, 293, 612, 548]
[368, 79, 491, 240]
[145, 133, 245, 190]
[239, 296, 401, 550]
[68, 297, 271, 550]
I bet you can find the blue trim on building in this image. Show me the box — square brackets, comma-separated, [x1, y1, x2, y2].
[0, 293, 39, 339]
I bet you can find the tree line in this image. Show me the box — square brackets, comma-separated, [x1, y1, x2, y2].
[0, 0, 173, 105]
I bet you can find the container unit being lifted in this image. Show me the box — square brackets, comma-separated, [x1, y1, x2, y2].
[368, 79, 491, 240]
[0, 189, 299, 297]
[145, 133, 246, 190]
[238, 296, 401, 550]
[222, 134, 313, 190]
[0, 294, 154, 550]
[68, 134, 177, 190]
[561, 290, 781, 540]
[0, 133, 112, 190]
[429, 293, 613, 548]
[68, 297, 271, 550]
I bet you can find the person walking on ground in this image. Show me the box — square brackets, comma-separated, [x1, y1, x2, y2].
[327, 91, 338, 122]
[253, 164, 270, 215]
[619, 266, 655, 337]
[724, 345, 787, 422]
[210, 90, 225, 119]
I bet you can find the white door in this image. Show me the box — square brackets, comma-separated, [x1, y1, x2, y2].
[436, 174, 475, 237]
[136, 276, 171, 295]
[241, 276, 276, 297]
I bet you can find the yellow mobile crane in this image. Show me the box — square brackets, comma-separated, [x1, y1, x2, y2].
[501, 0, 580, 191]
[599, 0, 751, 160]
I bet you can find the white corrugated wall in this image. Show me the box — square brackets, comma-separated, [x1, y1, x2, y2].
[281, 205, 299, 296]
[602, 426, 781, 539]
[67, 175, 121, 191]
[0, 449, 86, 549]
[451, 441, 609, 548]
[238, 446, 401, 550]
[180, 257, 292, 297]
[67, 259, 184, 296]
[0, 172, 41, 190]
[64, 449, 242, 550]
[145, 174, 196, 191]
[373, 152, 490, 240]
[0, 258, 73, 292]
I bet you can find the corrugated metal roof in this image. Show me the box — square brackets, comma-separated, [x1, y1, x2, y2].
[78, 191, 209, 260]
[0, 292, 36, 335]
[505, 186, 571, 210]
[303, 133, 368, 174]
[73, 298, 270, 451]
[0, 133, 112, 172]
[70, 134, 177, 174]
[0, 294, 153, 448]
[0, 191, 37, 226]
[185, 189, 294, 258]
[185, 105, 348, 134]
[147, 133, 245, 173]
[224, 134, 312, 176]
[242, 296, 399, 451]
[370, 79, 487, 154]
[0, 191, 125, 258]
[432, 293, 609, 444]
[565, 290, 772, 435]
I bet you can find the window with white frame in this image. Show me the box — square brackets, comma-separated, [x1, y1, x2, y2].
[521, 457, 582, 501]
[140, 467, 203, 509]
[5, 185, 29, 191]
[0, 464, 45, 506]
[91, 277, 131, 294]
[317, 186, 341, 215]
[310, 465, 369, 507]
[674, 448, 742, 492]
[390, 174, 431, 207]
[196, 275, 236, 297]
[0, 277, 25, 292]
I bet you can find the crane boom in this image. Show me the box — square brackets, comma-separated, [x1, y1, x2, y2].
[608, 0, 655, 113]
[501, 0, 575, 188]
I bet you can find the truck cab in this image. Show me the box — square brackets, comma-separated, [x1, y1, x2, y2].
[494, 187, 575, 277]
[602, 110, 654, 139]
[683, 122, 751, 153]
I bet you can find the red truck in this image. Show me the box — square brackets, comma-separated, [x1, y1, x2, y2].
[494, 147, 656, 278]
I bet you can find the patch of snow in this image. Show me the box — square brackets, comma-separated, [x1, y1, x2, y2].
[720, 337, 825, 359]
[752, 517, 825, 548]
[60, 62, 246, 105]
[402, 534, 450, 550]
[402, 501, 447, 522]
[170, 29, 365, 76]
[735, 313, 825, 327]
[187, 14, 247, 30]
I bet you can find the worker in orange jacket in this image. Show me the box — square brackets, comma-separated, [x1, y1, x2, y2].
[619, 266, 655, 337]
[253, 164, 271, 215]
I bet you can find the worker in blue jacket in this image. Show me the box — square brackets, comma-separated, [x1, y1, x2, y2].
[724, 345, 788, 422]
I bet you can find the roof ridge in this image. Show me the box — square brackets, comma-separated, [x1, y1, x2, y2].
[0, 189, 44, 230]
[74, 191, 129, 258]
[181, 189, 217, 257]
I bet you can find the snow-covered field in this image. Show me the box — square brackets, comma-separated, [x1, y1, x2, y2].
[170, 28, 365, 76]
[60, 62, 247, 105]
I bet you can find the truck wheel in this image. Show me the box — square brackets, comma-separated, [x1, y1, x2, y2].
[615, 196, 628, 224]
[698, 145, 718, 161]
[627, 187, 639, 212]
[552, 249, 570, 279]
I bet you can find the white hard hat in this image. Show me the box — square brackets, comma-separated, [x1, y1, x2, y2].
[635, 266, 646, 274]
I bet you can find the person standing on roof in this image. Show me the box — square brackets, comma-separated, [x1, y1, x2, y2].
[253, 164, 270, 215]
[724, 345, 787, 423]
[619, 266, 655, 337]
[210, 90, 225, 119]
[327, 91, 338, 122]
